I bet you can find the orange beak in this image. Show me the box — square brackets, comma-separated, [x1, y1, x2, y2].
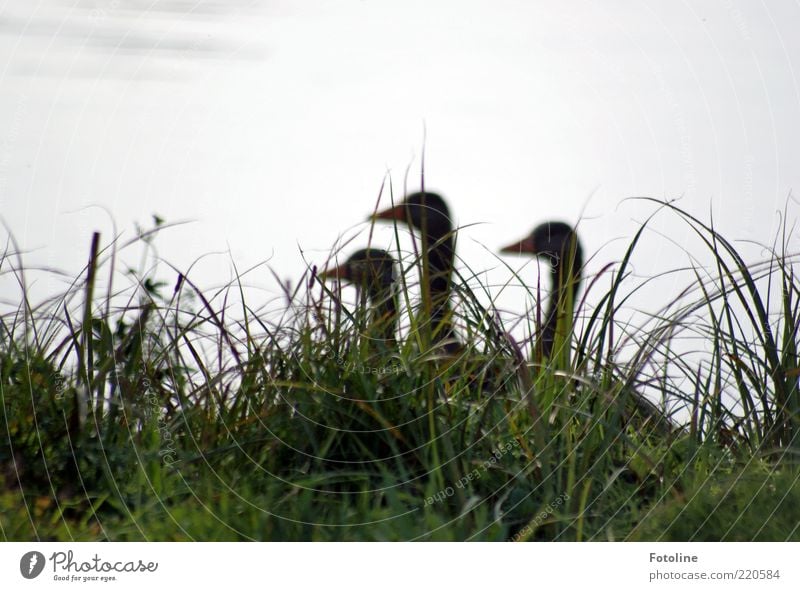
[318, 262, 351, 283]
[500, 235, 537, 255]
[371, 202, 408, 223]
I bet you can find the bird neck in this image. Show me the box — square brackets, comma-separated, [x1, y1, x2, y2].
[364, 285, 398, 346]
[541, 262, 580, 360]
[372, 290, 398, 346]
[420, 230, 455, 341]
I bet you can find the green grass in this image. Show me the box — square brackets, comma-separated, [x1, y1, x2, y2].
[2, 201, 799, 541]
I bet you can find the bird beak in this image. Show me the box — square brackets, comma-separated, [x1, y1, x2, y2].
[371, 203, 407, 223]
[318, 262, 351, 282]
[500, 235, 537, 255]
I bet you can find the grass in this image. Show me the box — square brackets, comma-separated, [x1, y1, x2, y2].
[1, 199, 799, 541]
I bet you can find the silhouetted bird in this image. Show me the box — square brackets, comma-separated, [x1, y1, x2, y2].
[501, 223, 677, 434]
[319, 248, 398, 345]
[372, 192, 460, 353]
[501, 221, 583, 360]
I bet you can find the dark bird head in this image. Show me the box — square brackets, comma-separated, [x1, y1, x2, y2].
[319, 248, 397, 298]
[500, 221, 583, 278]
[372, 191, 453, 240]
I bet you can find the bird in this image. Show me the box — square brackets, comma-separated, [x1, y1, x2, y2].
[500, 222, 678, 436]
[319, 248, 399, 346]
[372, 191, 460, 353]
[500, 221, 583, 361]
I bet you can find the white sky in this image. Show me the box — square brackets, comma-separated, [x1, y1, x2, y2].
[1, 0, 799, 333]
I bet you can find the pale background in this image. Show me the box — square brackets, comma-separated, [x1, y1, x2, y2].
[1, 0, 798, 334]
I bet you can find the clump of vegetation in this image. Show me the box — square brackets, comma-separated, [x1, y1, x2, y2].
[1, 201, 799, 541]
[630, 461, 800, 541]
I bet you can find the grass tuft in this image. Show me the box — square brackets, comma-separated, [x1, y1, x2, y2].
[1, 200, 799, 541]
